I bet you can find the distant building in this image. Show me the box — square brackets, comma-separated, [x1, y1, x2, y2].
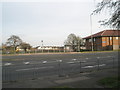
[64, 45, 74, 52]
[37, 46, 64, 52]
[16, 46, 24, 52]
[83, 30, 120, 51]
[64, 44, 86, 52]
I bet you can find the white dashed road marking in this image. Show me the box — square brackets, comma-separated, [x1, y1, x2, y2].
[76, 61, 86, 63]
[16, 66, 54, 71]
[42, 61, 47, 64]
[4, 63, 12, 66]
[23, 62, 30, 65]
[97, 57, 100, 59]
[82, 66, 94, 68]
[94, 64, 106, 67]
[72, 59, 77, 61]
[99, 64, 106, 66]
[57, 60, 62, 62]
[82, 64, 106, 68]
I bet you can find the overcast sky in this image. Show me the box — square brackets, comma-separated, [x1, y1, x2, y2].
[1, 0, 110, 47]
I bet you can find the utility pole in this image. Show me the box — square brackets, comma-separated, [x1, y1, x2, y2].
[90, 13, 94, 51]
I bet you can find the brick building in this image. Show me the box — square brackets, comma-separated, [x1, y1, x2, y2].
[83, 30, 120, 51]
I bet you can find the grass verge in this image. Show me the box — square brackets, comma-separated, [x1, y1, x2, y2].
[97, 76, 120, 88]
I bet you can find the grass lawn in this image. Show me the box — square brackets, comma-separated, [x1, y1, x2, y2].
[98, 76, 120, 88]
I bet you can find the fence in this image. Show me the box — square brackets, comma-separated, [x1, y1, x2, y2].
[2, 56, 118, 82]
[2, 49, 66, 54]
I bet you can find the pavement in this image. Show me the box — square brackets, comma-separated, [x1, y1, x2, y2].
[2, 68, 118, 88]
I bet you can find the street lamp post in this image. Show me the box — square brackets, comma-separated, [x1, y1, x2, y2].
[90, 13, 94, 51]
[41, 40, 43, 53]
[78, 40, 80, 52]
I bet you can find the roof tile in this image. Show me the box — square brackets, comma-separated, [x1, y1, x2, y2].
[83, 30, 120, 39]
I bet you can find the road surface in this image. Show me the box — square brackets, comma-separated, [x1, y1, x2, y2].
[2, 51, 118, 82]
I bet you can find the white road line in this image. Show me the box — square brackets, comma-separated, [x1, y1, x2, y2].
[23, 62, 30, 65]
[67, 62, 75, 64]
[25, 60, 57, 65]
[82, 66, 94, 68]
[76, 61, 86, 63]
[4, 63, 12, 66]
[16, 66, 54, 71]
[56, 60, 63, 62]
[72, 59, 77, 61]
[94, 64, 106, 67]
[42, 61, 47, 64]
[99, 64, 106, 66]
[82, 64, 106, 68]
[97, 57, 100, 59]
[59, 60, 63, 62]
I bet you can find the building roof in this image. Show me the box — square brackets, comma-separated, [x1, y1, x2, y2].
[37, 46, 64, 48]
[83, 30, 120, 39]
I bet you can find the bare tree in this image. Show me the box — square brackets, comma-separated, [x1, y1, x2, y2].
[93, 0, 120, 29]
[64, 33, 83, 52]
[6, 35, 22, 53]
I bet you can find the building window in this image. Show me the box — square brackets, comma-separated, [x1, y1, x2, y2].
[89, 39, 92, 42]
[83, 39, 86, 42]
[116, 37, 118, 40]
[110, 37, 112, 40]
[102, 41, 106, 43]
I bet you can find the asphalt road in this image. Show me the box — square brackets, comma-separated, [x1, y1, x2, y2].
[2, 51, 118, 82]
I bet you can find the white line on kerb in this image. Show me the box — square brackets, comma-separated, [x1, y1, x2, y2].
[16, 66, 54, 71]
